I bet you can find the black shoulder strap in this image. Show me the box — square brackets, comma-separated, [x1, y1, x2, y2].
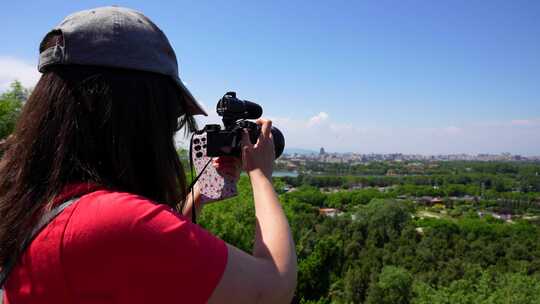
[0, 197, 80, 288]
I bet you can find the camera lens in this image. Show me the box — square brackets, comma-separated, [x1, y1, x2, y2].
[271, 127, 285, 159]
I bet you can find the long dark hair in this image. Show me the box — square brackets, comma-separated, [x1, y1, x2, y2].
[0, 37, 196, 265]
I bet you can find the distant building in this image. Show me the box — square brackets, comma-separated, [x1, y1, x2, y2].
[479, 212, 512, 222]
[319, 208, 340, 217]
[286, 163, 298, 170]
[320, 147, 326, 155]
[430, 197, 443, 204]
[492, 212, 512, 221]
[430, 197, 445, 208]
[462, 195, 476, 202]
[350, 183, 364, 190]
[386, 169, 398, 176]
[418, 196, 434, 205]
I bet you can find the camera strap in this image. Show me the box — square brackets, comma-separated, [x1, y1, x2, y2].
[0, 197, 80, 288]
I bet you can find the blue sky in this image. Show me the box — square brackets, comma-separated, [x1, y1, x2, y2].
[1, 0, 539, 155]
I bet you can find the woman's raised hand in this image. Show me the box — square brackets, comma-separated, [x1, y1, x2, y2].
[240, 119, 275, 180]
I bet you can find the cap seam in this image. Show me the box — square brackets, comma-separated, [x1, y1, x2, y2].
[59, 28, 68, 64]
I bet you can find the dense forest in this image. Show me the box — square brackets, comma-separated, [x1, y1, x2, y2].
[200, 162, 540, 303]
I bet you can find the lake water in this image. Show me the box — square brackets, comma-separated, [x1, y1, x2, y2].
[240, 170, 300, 177]
[273, 171, 299, 177]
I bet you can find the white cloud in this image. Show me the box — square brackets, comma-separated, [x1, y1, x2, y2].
[307, 112, 329, 127]
[0, 56, 40, 92]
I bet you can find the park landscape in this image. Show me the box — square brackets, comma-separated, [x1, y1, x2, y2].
[2, 1, 540, 303]
[2, 78, 540, 304]
[198, 154, 540, 303]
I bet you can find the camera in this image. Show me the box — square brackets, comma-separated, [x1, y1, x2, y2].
[195, 91, 285, 158]
[189, 92, 284, 205]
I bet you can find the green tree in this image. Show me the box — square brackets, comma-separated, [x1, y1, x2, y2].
[0, 80, 28, 140]
[366, 266, 413, 304]
[343, 264, 370, 303]
[296, 236, 342, 302]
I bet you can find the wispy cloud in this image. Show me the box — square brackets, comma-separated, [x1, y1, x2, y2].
[173, 111, 540, 155]
[0, 56, 40, 92]
[442, 126, 462, 136]
[269, 112, 540, 155]
[510, 119, 540, 126]
[307, 112, 329, 126]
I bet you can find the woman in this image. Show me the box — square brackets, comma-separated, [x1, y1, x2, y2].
[0, 6, 297, 304]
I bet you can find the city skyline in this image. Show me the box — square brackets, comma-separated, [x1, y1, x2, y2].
[281, 148, 540, 161]
[1, 0, 539, 155]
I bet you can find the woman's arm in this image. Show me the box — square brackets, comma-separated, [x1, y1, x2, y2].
[180, 184, 201, 219]
[208, 119, 298, 304]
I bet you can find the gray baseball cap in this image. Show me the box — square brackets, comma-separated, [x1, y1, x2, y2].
[38, 6, 207, 116]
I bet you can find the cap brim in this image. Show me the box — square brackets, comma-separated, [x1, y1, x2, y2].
[174, 77, 207, 116]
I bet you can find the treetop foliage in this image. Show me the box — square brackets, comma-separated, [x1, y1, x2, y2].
[201, 162, 540, 303]
[0, 80, 29, 140]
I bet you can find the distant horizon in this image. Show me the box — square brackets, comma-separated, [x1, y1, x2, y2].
[282, 147, 540, 158]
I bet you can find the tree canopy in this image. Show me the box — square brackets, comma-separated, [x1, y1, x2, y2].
[0, 80, 28, 140]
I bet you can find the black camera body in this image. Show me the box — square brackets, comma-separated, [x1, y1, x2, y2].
[201, 92, 285, 158]
[189, 92, 285, 204]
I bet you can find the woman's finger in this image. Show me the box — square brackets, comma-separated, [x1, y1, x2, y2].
[241, 129, 254, 149]
[257, 119, 272, 139]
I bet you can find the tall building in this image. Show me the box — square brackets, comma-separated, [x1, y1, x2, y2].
[320, 147, 326, 155]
